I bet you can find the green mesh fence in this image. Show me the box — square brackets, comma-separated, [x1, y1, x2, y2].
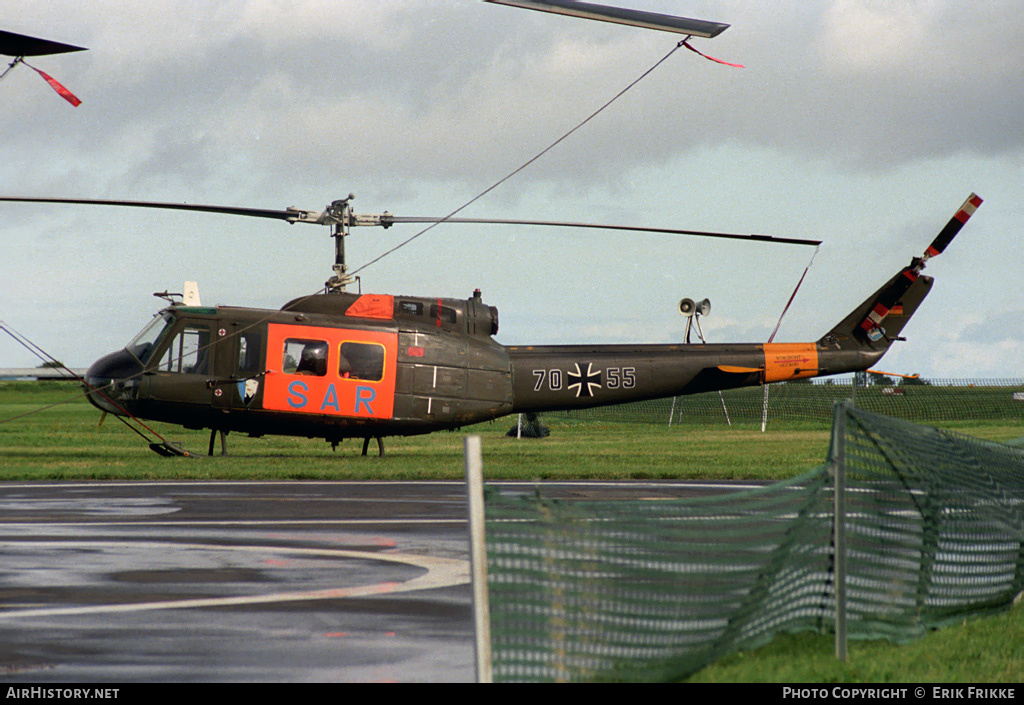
[482, 405, 1024, 682]
[840, 407, 1024, 639]
[553, 379, 1024, 426]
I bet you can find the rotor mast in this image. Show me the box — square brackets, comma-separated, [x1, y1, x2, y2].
[284, 194, 396, 293]
[320, 196, 357, 293]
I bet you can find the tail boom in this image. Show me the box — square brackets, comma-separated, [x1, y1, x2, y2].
[506, 193, 978, 415]
[507, 340, 855, 414]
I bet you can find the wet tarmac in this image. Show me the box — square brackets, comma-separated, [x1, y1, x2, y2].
[0, 481, 475, 683]
[0, 479, 756, 682]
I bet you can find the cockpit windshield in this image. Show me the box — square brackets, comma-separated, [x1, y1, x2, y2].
[126, 312, 174, 364]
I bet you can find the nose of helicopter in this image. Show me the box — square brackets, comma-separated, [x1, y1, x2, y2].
[84, 349, 143, 415]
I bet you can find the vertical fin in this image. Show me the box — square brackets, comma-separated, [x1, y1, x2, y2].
[856, 193, 981, 342]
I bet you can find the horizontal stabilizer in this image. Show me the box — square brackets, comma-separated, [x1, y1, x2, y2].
[718, 365, 763, 374]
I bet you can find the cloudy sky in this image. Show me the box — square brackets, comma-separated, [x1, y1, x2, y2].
[2, 0, 1021, 379]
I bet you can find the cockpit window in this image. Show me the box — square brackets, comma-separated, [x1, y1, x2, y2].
[126, 312, 174, 365]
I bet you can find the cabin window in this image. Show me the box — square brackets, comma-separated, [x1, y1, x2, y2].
[236, 331, 262, 376]
[338, 341, 385, 382]
[157, 324, 211, 375]
[398, 300, 423, 316]
[429, 303, 457, 325]
[283, 338, 328, 376]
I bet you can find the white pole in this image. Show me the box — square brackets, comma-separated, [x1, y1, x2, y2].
[464, 435, 493, 682]
[761, 384, 769, 432]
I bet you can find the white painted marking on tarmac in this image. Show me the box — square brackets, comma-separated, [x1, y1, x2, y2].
[0, 541, 469, 620]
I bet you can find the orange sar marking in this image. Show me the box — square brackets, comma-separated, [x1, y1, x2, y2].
[263, 323, 397, 419]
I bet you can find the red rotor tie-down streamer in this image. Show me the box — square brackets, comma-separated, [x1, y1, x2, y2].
[22, 59, 82, 106]
[680, 39, 744, 68]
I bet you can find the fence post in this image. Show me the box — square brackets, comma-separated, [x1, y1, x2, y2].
[761, 384, 770, 432]
[718, 390, 732, 426]
[465, 435, 493, 683]
[832, 400, 849, 661]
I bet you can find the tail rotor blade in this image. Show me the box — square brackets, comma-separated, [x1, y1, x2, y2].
[925, 193, 983, 259]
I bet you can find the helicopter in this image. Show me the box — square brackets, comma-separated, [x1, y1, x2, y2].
[0, 192, 982, 457]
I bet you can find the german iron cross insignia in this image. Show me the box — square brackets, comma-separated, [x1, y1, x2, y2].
[567, 362, 602, 398]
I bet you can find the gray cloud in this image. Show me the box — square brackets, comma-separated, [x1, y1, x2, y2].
[2, 1, 1020, 376]
[958, 310, 1024, 344]
[9, 1, 1024, 196]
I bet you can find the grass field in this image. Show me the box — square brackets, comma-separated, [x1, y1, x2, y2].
[0, 380, 835, 480]
[2, 380, 1023, 682]
[686, 602, 1024, 683]
[2, 381, 1022, 481]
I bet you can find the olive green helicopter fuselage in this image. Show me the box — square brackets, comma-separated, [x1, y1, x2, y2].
[70, 192, 983, 455]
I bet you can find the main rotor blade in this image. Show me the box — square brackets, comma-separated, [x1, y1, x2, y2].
[0, 196, 821, 246]
[484, 1, 730, 38]
[385, 216, 822, 247]
[0, 31, 87, 57]
[0, 197, 301, 222]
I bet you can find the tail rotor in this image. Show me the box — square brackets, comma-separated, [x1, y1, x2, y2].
[857, 193, 982, 342]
